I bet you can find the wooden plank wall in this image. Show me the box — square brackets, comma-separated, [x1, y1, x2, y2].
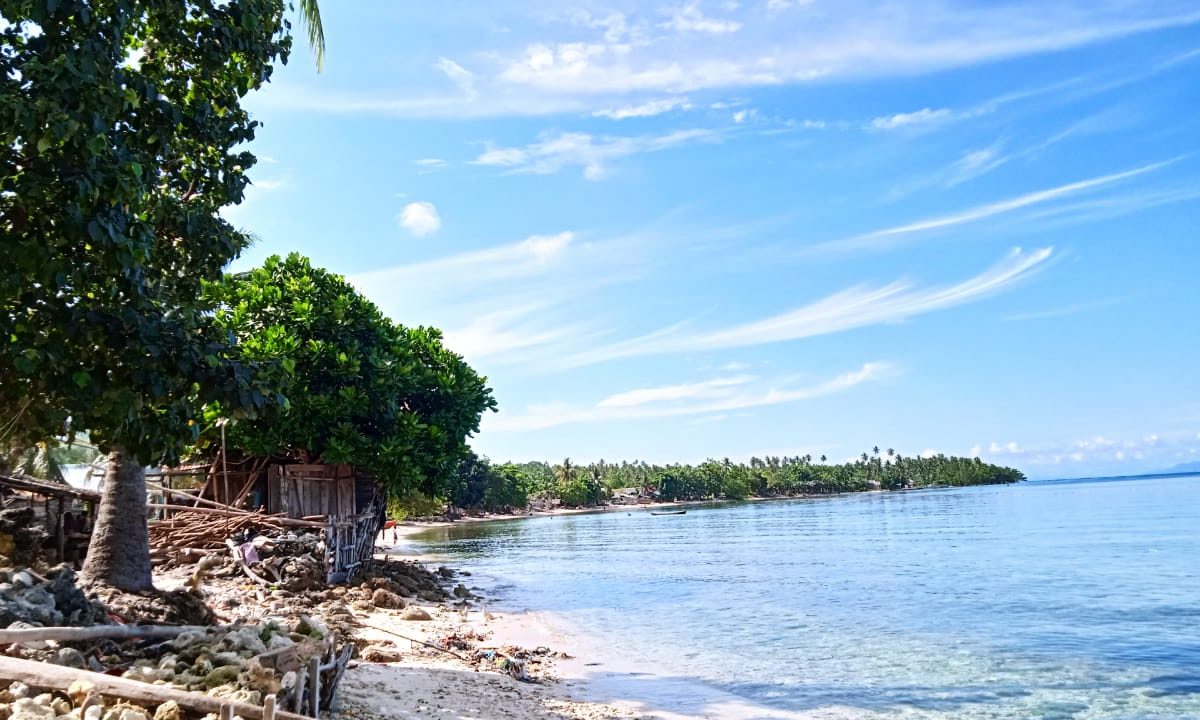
[271, 464, 355, 520]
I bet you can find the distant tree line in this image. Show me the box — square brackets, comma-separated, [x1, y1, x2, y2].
[431, 447, 1025, 514]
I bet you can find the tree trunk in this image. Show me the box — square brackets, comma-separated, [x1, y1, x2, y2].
[81, 449, 153, 591]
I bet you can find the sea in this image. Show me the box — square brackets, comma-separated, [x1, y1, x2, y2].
[405, 473, 1200, 719]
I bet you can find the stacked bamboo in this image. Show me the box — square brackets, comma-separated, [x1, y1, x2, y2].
[147, 486, 327, 565]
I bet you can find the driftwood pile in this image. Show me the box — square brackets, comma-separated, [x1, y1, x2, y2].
[147, 502, 325, 570]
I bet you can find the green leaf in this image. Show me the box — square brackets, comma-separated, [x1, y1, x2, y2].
[72, 371, 91, 388]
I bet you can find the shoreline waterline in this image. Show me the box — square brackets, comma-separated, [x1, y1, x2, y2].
[396, 475, 1200, 719]
[374, 524, 819, 719]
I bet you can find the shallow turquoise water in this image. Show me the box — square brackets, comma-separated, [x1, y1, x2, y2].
[409, 474, 1200, 718]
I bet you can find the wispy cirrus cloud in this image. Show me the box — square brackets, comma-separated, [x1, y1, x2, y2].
[870, 107, 953, 130]
[593, 97, 693, 119]
[487, 362, 888, 432]
[818, 159, 1179, 255]
[598, 375, 756, 408]
[495, 4, 1200, 97]
[558, 247, 1053, 368]
[356, 231, 575, 290]
[471, 128, 718, 179]
[259, 4, 1200, 119]
[1003, 296, 1131, 321]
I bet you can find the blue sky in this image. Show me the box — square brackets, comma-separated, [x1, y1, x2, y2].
[226, 1, 1200, 479]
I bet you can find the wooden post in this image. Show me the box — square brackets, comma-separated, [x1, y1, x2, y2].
[307, 656, 320, 717]
[293, 663, 307, 714]
[220, 421, 230, 506]
[219, 705, 233, 720]
[55, 496, 65, 563]
[262, 695, 277, 720]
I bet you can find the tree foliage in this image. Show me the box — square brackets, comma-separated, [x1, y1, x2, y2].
[445, 451, 530, 512]
[207, 254, 497, 498]
[1, 0, 293, 590]
[0, 0, 293, 464]
[491, 453, 1024, 506]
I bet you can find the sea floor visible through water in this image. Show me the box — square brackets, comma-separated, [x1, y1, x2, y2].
[399, 474, 1200, 719]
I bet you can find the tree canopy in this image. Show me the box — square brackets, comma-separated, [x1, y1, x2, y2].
[0, 0, 293, 465]
[1, 0, 294, 590]
[206, 253, 497, 498]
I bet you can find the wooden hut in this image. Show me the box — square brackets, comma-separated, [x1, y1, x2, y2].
[148, 459, 386, 584]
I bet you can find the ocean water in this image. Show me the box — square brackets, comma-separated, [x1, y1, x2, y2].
[407, 474, 1200, 719]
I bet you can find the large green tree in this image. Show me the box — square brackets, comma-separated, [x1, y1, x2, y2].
[206, 254, 497, 499]
[0, 0, 292, 590]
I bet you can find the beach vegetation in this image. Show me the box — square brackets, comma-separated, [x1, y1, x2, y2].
[201, 253, 497, 501]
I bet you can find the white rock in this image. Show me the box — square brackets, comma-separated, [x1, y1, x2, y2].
[10, 698, 55, 720]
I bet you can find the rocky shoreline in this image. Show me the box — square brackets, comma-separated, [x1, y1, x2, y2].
[1, 503, 655, 720]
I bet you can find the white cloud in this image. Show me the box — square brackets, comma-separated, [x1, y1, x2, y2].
[593, 97, 692, 119]
[559, 247, 1052, 367]
[397, 201, 442, 237]
[817, 159, 1178, 256]
[440, 305, 585, 361]
[487, 362, 886, 431]
[361, 232, 574, 288]
[989, 441, 1023, 454]
[598, 375, 755, 408]
[471, 128, 718, 179]
[262, 5, 1200, 119]
[663, 3, 742, 34]
[870, 107, 952, 130]
[732, 108, 758, 124]
[413, 158, 449, 174]
[947, 146, 1009, 186]
[970, 430, 1200, 476]
[251, 176, 289, 190]
[435, 57, 476, 97]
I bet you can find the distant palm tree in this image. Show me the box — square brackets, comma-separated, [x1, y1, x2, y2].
[819, 454, 827, 463]
[554, 458, 576, 485]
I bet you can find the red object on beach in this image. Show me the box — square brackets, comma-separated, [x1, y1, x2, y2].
[383, 520, 397, 530]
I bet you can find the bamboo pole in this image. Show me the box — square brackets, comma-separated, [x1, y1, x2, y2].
[150, 505, 327, 528]
[0, 655, 312, 720]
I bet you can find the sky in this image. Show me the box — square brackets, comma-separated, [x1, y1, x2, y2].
[226, 0, 1200, 479]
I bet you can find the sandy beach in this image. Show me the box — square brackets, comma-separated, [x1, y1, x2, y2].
[335, 586, 817, 720]
[331, 520, 821, 720]
[335, 600, 653, 720]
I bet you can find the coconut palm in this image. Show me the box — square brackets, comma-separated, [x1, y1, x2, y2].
[298, 0, 326, 69]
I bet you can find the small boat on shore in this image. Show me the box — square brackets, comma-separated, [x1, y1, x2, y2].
[650, 509, 687, 516]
